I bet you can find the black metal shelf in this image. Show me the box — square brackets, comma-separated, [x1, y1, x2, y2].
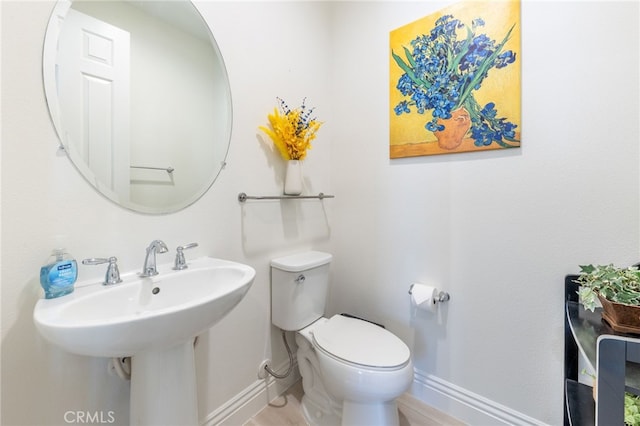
[564, 274, 640, 425]
[566, 301, 640, 394]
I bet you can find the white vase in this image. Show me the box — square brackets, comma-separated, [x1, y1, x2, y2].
[284, 160, 303, 195]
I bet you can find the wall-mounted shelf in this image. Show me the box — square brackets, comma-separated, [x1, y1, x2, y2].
[237, 192, 334, 203]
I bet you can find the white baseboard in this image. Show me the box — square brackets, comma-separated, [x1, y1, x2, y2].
[201, 360, 300, 426]
[411, 369, 550, 426]
[202, 364, 548, 426]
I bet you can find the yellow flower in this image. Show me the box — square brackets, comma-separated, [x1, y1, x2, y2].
[259, 98, 323, 161]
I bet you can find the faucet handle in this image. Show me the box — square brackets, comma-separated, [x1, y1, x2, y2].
[82, 256, 123, 285]
[173, 243, 198, 270]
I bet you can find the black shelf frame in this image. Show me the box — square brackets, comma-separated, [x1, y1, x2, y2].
[565, 275, 590, 425]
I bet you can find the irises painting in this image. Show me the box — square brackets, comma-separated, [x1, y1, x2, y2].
[390, 1, 521, 158]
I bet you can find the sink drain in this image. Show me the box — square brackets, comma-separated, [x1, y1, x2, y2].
[152, 287, 160, 295]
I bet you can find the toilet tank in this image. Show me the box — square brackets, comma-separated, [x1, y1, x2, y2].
[271, 251, 332, 331]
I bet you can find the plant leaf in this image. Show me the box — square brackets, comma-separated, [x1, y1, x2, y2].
[392, 49, 431, 90]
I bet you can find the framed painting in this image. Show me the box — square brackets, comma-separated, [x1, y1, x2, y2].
[389, 0, 521, 158]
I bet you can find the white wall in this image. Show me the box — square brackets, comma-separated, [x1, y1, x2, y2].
[1, 1, 638, 425]
[327, 1, 639, 424]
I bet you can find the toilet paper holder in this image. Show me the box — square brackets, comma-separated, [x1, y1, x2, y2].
[408, 284, 450, 303]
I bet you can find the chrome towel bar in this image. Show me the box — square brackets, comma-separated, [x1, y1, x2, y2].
[130, 165, 174, 174]
[238, 192, 334, 202]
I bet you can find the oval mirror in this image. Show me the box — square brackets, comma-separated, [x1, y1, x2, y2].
[43, 0, 232, 214]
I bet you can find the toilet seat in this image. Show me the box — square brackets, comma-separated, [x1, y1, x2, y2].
[311, 314, 410, 369]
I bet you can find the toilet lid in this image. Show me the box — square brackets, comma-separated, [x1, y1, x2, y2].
[312, 315, 410, 368]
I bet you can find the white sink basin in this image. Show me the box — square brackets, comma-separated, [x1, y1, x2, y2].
[34, 256, 256, 357]
[34, 256, 255, 425]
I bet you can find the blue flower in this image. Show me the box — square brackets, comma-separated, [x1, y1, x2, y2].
[396, 74, 414, 96]
[471, 122, 494, 146]
[426, 121, 445, 132]
[496, 50, 516, 69]
[481, 102, 497, 119]
[394, 101, 411, 115]
[471, 102, 518, 146]
[472, 18, 485, 28]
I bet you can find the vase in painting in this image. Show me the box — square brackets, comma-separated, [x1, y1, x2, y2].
[434, 107, 471, 150]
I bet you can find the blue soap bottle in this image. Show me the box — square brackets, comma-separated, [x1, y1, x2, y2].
[40, 248, 78, 299]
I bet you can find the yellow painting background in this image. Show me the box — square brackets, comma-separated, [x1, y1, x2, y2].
[389, 0, 521, 156]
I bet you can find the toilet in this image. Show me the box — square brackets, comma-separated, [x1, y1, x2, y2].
[271, 251, 413, 426]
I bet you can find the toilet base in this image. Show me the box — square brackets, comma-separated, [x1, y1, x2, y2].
[341, 400, 400, 426]
[300, 394, 341, 426]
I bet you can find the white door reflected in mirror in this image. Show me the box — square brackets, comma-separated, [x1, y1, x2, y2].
[58, 8, 131, 202]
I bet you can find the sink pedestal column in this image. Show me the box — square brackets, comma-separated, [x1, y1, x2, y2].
[130, 338, 198, 425]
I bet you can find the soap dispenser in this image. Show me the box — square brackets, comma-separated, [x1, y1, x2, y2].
[40, 248, 78, 299]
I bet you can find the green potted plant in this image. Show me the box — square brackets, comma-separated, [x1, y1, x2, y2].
[575, 264, 640, 333]
[626, 393, 640, 426]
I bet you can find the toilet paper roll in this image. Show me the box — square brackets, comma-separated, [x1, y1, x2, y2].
[410, 283, 438, 313]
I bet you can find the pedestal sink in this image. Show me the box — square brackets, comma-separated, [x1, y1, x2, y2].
[33, 256, 256, 425]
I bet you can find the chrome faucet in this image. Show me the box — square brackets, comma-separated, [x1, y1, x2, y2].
[141, 240, 168, 277]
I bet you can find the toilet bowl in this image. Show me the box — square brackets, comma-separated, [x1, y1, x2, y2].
[300, 315, 413, 426]
[270, 251, 413, 426]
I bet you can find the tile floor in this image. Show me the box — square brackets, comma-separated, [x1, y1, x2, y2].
[244, 380, 465, 426]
